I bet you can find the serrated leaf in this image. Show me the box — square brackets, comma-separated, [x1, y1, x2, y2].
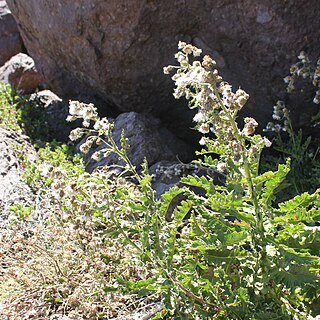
[190, 214, 206, 236]
[278, 246, 320, 265]
[203, 248, 248, 264]
[271, 264, 319, 288]
[260, 160, 290, 206]
[273, 207, 319, 224]
[254, 171, 275, 187]
[125, 277, 159, 295]
[181, 174, 222, 195]
[278, 191, 316, 213]
[224, 230, 250, 246]
[160, 186, 187, 213]
[174, 199, 193, 223]
[207, 192, 255, 224]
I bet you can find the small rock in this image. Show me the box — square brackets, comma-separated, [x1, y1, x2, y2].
[150, 160, 226, 198]
[80, 112, 194, 173]
[149, 160, 180, 197]
[0, 53, 43, 94]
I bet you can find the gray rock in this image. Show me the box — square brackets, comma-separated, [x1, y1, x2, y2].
[0, 53, 43, 94]
[6, 0, 320, 135]
[29, 90, 77, 142]
[0, 126, 37, 228]
[149, 160, 226, 198]
[81, 112, 194, 173]
[149, 160, 181, 197]
[0, 0, 23, 66]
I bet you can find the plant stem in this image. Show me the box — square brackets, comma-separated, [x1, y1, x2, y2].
[214, 86, 266, 255]
[111, 215, 142, 253]
[167, 272, 219, 310]
[102, 132, 141, 183]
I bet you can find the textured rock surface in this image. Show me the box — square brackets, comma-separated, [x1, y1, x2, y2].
[6, 0, 320, 133]
[0, 126, 37, 228]
[149, 160, 226, 198]
[0, 53, 43, 94]
[0, 0, 23, 66]
[80, 112, 194, 173]
[29, 90, 78, 142]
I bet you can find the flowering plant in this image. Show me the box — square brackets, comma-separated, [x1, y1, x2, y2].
[263, 51, 320, 202]
[67, 43, 320, 319]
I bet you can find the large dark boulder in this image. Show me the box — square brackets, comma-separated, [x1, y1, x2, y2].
[6, 0, 320, 135]
[0, 0, 23, 66]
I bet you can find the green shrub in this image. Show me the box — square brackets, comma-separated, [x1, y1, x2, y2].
[68, 42, 320, 319]
[261, 51, 320, 202]
[0, 81, 51, 145]
[1, 45, 320, 319]
[0, 82, 22, 130]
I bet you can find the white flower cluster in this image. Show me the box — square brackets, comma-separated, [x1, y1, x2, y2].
[164, 42, 270, 171]
[264, 101, 290, 133]
[67, 101, 113, 161]
[67, 100, 99, 127]
[284, 51, 320, 105]
[243, 117, 258, 136]
[219, 82, 249, 111]
[164, 42, 251, 142]
[79, 136, 100, 154]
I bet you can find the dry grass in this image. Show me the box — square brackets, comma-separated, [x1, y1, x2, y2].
[0, 209, 159, 320]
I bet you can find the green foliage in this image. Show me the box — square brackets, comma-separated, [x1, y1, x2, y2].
[67, 44, 320, 318]
[23, 142, 85, 191]
[0, 82, 22, 130]
[262, 130, 320, 202]
[2, 46, 320, 319]
[0, 81, 50, 144]
[9, 203, 33, 220]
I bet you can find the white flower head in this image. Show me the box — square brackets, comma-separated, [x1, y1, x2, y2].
[178, 41, 187, 49]
[192, 47, 202, 57]
[198, 123, 210, 134]
[92, 151, 101, 161]
[82, 120, 90, 128]
[243, 117, 258, 136]
[264, 137, 272, 148]
[193, 111, 205, 123]
[175, 52, 187, 64]
[69, 128, 84, 141]
[69, 100, 82, 116]
[199, 136, 207, 145]
[182, 44, 194, 55]
[163, 65, 174, 74]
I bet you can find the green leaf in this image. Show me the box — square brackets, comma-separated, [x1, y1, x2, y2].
[278, 246, 320, 265]
[207, 192, 255, 225]
[278, 191, 317, 213]
[125, 277, 159, 294]
[103, 286, 118, 293]
[271, 264, 319, 288]
[180, 174, 216, 195]
[224, 230, 250, 246]
[273, 207, 320, 224]
[174, 199, 193, 223]
[260, 159, 290, 206]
